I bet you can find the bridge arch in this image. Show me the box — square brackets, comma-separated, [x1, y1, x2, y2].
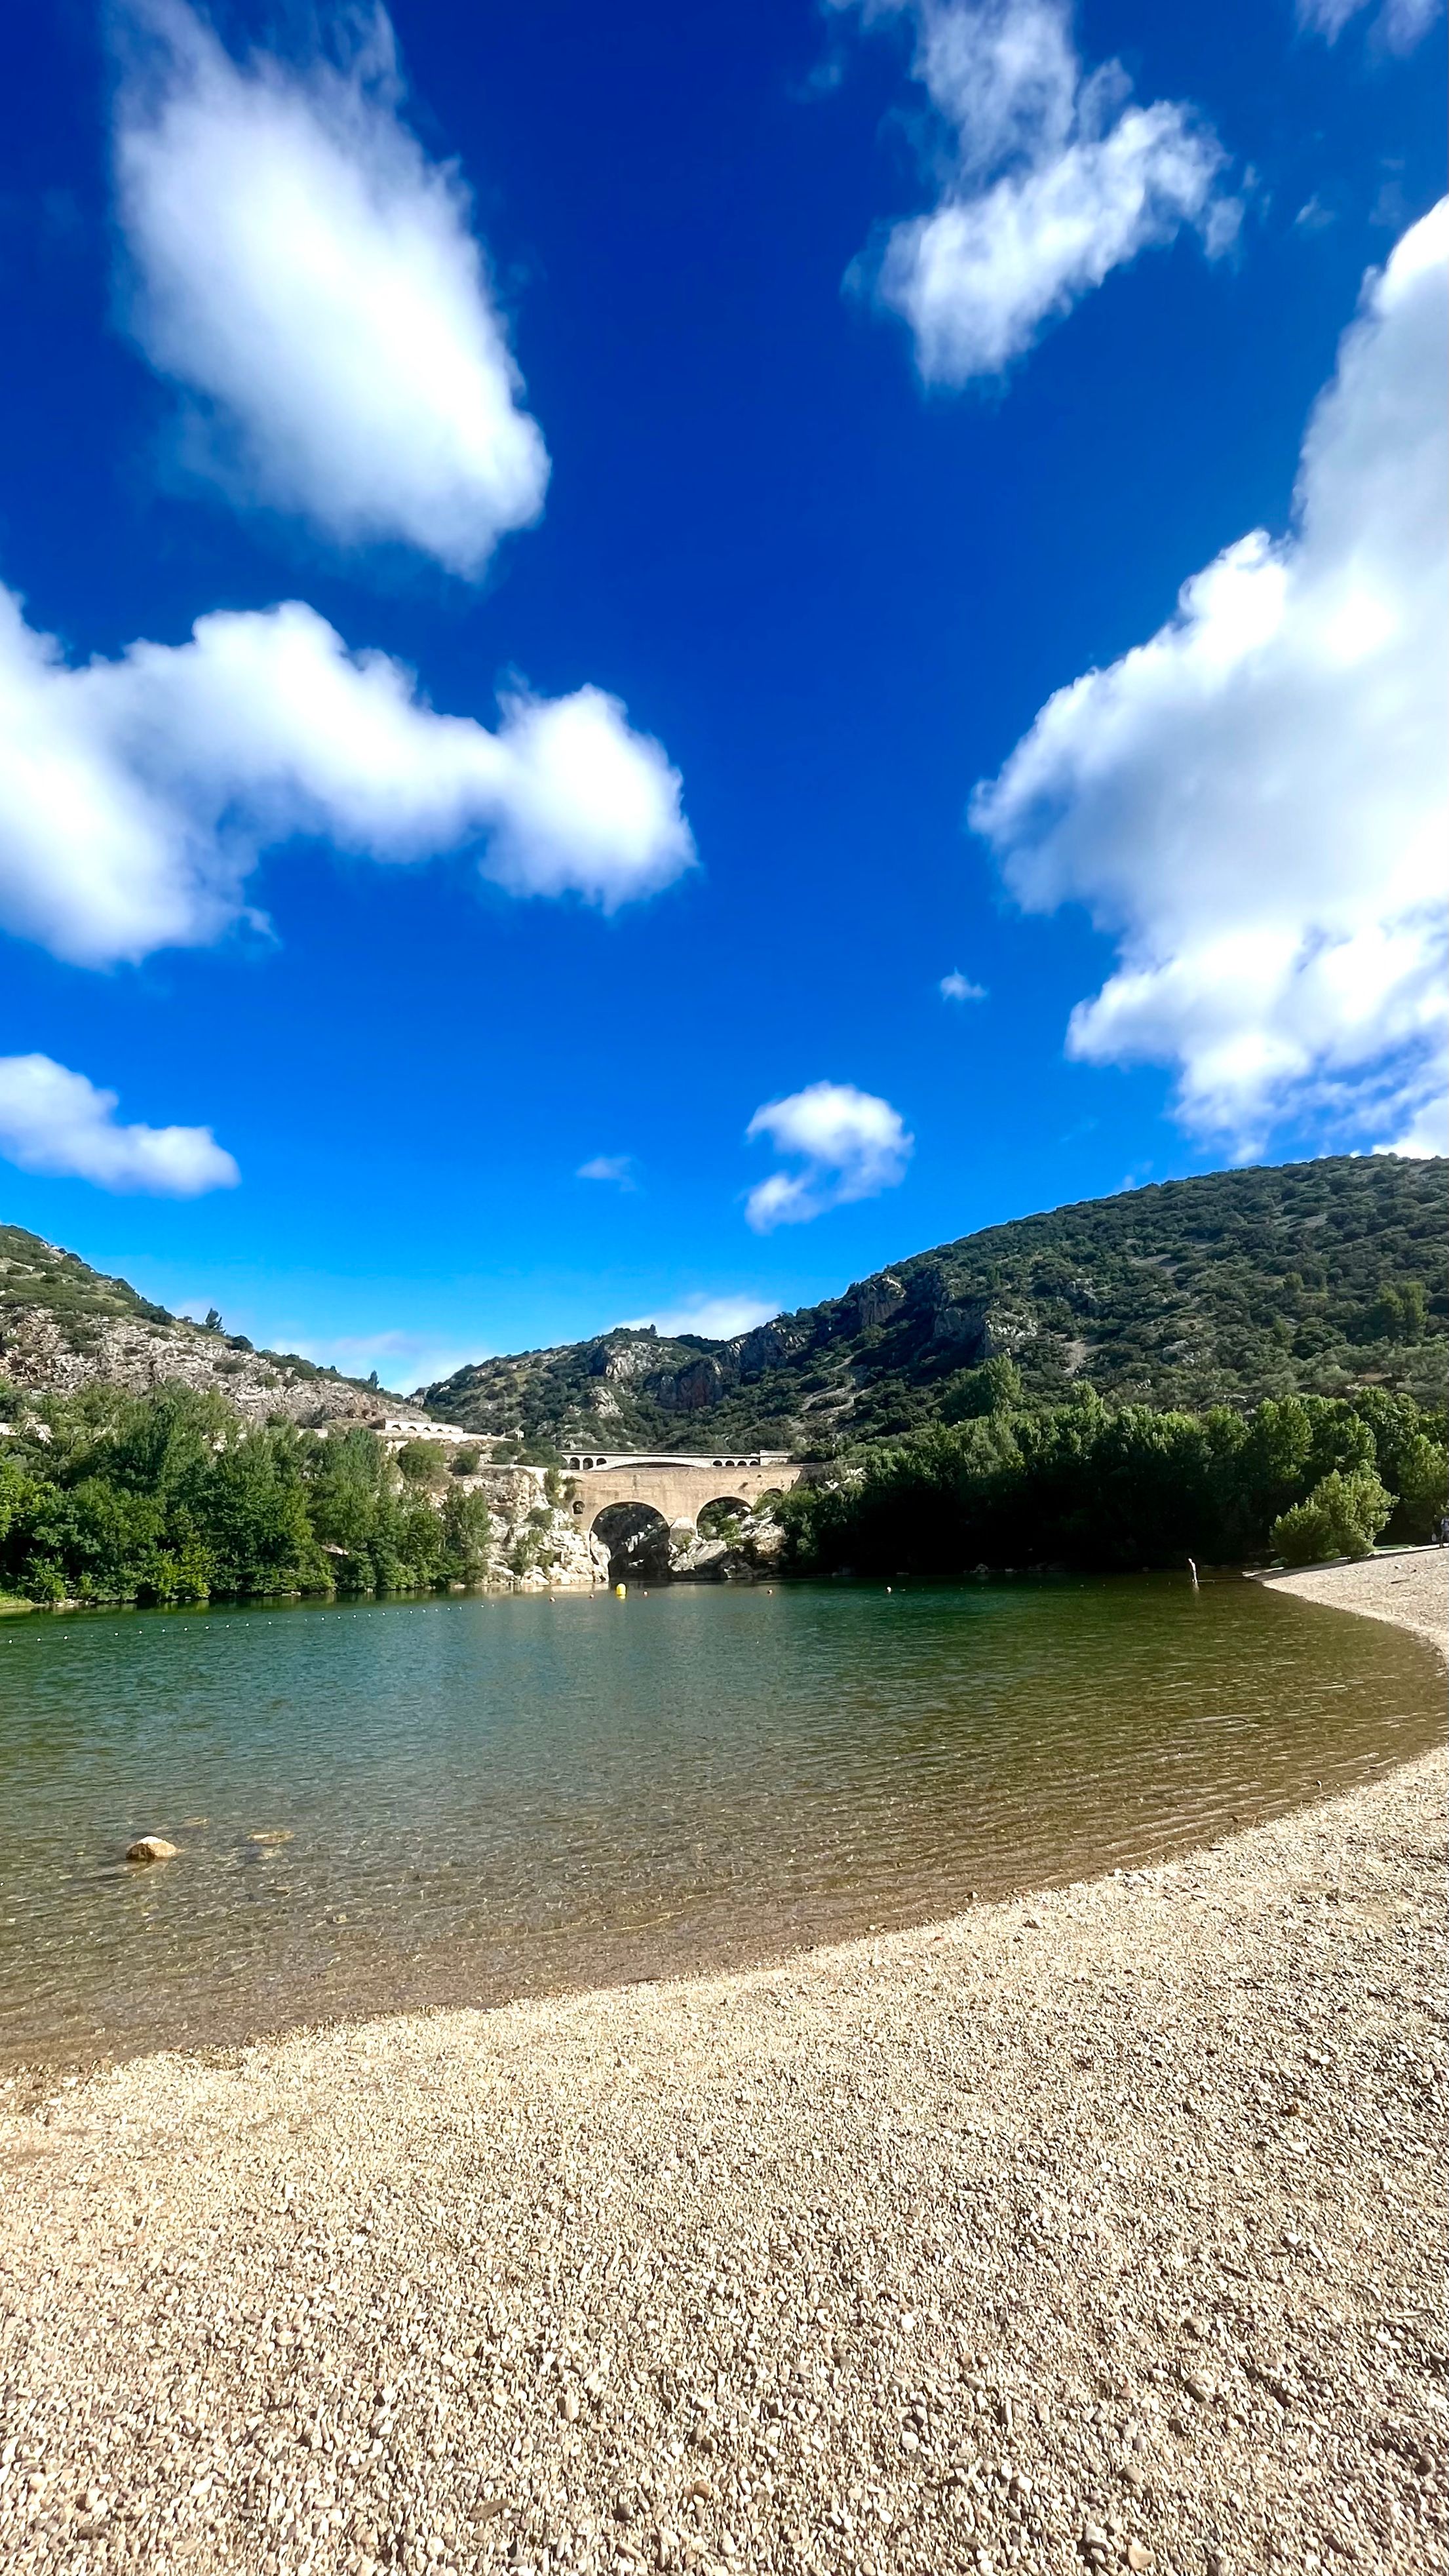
[592, 1500, 673, 1584]
[696, 1494, 753, 1540]
[564, 1452, 804, 1541]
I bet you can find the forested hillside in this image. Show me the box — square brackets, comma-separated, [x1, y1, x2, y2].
[423, 1156, 1448, 1457]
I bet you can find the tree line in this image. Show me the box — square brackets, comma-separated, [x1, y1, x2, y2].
[775, 1386, 1448, 1578]
[0, 1376, 1441, 1609]
[0, 1385, 492, 1607]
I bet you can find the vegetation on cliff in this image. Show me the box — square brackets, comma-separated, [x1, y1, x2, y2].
[421, 1156, 1447, 1456]
[0, 1222, 406, 1426]
[775, 1387, 1447, 1578]
[0, 1386, 492, 1606]
[0, 1224, 176, 1335]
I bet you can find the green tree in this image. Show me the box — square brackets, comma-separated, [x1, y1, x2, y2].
[440, 1485, 492, 1581]
[201, 1431, 323, 1597]
[396, 1439, 447, 1486]
[1364, 1279, 1429, 1342]
[1389, 1435, 1449, 1543]
[1271, 1468, 1393, 1565]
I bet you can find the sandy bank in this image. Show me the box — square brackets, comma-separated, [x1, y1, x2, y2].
[1263, 1545, 1447, 1656]
[1, 1564, 1445, 2576]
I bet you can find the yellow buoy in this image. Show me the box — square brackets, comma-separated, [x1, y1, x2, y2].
[614, 1581, 627, 1599]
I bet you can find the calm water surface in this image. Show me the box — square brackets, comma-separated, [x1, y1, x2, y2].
[0, 1575, 1440, 2067]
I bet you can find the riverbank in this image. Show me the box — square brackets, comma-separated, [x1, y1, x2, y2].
[1261, 1544, 1448, 1652]
[1, 1566, 1444, 2576]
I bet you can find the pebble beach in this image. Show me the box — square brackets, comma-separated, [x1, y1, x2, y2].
[1, 1554, 1444, 2576]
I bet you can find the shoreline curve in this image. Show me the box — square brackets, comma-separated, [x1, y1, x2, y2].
[1, 1554, 1444, 2576]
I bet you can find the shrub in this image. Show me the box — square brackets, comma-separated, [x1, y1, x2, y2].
[1271, 1467, 1393, 1565]
[395, 1439, 447, 1485]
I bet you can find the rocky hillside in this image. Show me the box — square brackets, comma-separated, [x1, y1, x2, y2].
[0, 1224, 429, 1431]
[421, 1156, 1448, 1456]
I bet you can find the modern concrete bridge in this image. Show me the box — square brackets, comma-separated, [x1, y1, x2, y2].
[562, 1450, 802, 1534]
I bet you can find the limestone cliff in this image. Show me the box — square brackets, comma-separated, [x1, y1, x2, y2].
[0, 1222, 427, 1430]
[458, 1466, 609, 1591]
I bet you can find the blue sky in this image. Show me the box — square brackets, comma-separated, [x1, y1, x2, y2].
[0, 0, 1442, 1388]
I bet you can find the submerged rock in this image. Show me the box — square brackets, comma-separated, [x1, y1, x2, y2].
[125, 1836, 178, 1864]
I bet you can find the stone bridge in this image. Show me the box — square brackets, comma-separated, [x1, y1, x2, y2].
[562, 1450, 802, 1536]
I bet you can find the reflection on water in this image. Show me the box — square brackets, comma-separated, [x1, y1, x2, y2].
[0, 1574, 1439, 2067]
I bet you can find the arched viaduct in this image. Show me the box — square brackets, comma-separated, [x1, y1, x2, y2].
[562, 1451, 803, 1535]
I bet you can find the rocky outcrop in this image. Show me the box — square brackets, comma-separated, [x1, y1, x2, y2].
[459, 1466, 609, 1591]
[929, 1301, 989, 1353]
[0, 1307, 423, 1431]
[659, 1355, 730, 1412]
[981, 1306, 1038, 1358]
[589, 1335, 661, 1385]
[849, 1274, 906, 1332]
[668, 1508, 786, 1584]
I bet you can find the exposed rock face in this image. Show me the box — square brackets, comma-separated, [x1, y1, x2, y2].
[668, 1508, 786, 1584]
[590, 1502, 675, 1586]
[663, 1357, 729, 1412]
[850, 1274, 906, 1331]
[929, 1302, 989, 1353]
[460, 1467, 609, 1591]
[590, 1336, 660, 1385]
[0, 1308, 423, 1431]
[982, 1306, 1037, 1358]
[732, 1321, 806, 1376]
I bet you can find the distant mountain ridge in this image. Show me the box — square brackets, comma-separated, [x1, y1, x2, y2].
[420, 1157, 1448, 1456]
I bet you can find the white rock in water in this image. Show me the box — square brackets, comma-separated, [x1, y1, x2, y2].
[125, 1837, 178, 1864]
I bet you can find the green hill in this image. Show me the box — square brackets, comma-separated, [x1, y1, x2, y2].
[421, 1156, 1448, 1456]
[0, 1223, 176, 1335]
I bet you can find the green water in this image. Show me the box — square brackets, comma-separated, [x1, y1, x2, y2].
[0, 1574, 1439, 2069]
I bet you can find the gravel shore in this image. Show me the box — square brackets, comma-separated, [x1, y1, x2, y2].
[1261, 1546, 1448, 1653]
[1, 1560, 1444, 2576]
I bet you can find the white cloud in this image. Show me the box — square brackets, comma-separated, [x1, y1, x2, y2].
[0, 1055, 238, 1194]
[577, 1154, 637, 1187]
[627, 1294, 782, 1340]
[971, 201, 1449, 1161]
[940, 967, 987, 1000]
[744, 1082, 914, 1230]
[0, 591, 693, 967]
[844, 0, 1235, 383]
[1296, 0, 1441, 51]
[297, 1327, 480, 1392]
[113, 0, 549, 574]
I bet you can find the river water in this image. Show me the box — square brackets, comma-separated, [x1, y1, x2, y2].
[0, 1574, 1439, 2069]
